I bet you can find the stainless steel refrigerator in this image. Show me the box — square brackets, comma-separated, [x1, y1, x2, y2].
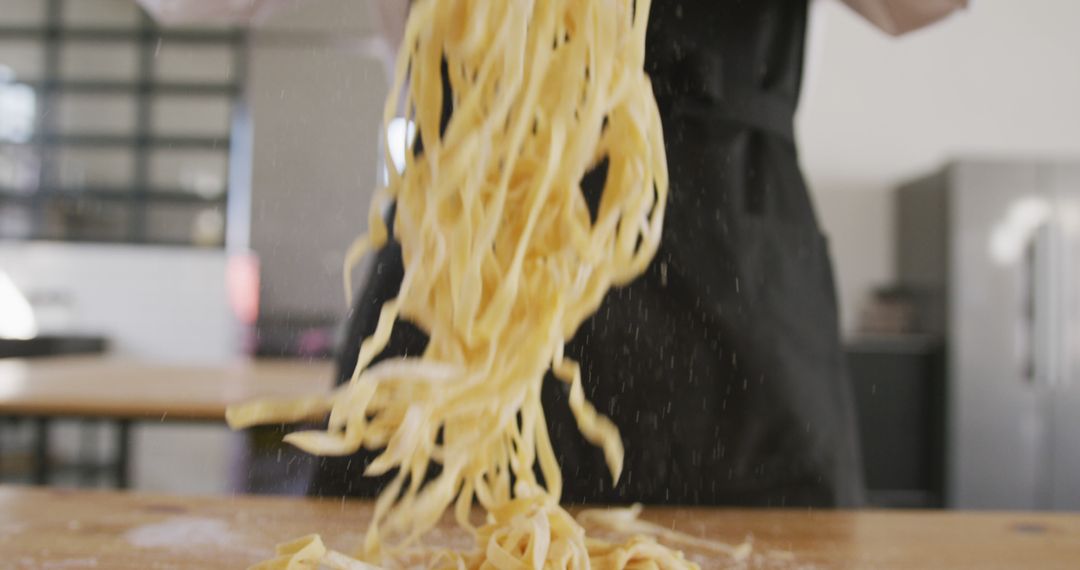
[897, 159, 1080, 510]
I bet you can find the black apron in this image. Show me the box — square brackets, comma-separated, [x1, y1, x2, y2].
[310, 0, 864, 508]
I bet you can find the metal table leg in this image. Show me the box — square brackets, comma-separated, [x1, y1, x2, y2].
[79, 419, 98, 486]
[33, 417, 51, 485]
[115, 419, 132, 489]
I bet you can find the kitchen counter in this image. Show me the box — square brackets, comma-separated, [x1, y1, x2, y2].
[1, 486, 1077, 568]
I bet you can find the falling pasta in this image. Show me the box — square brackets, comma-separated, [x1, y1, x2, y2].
[226, 0, 728, 567]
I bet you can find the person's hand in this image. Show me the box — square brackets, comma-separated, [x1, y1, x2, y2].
[136, 0, 289, 25]
[136, 0, 407, 77]
[839, 0, 968, 35]
[137, 0, 408, 39]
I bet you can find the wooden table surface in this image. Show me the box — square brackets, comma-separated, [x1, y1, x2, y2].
[0, 356, 334, 421]
[0, 486, 1077, 569]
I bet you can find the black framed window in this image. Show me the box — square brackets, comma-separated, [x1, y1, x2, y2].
[0, 0, 246, 247]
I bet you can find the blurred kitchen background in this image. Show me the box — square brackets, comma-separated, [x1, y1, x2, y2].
[0, 0, 1077, 511]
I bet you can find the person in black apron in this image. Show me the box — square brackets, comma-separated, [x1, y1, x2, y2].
[311, 0, 863, 507]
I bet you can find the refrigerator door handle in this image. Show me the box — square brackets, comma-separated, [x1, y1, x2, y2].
[1058, 196, 1077, 392]
[1022, 223, 1053, 388]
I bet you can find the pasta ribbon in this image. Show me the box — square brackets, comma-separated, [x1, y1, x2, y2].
[228, 1, 747, 568]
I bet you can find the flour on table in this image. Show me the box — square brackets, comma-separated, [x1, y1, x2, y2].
[124, 516, 240, 551]
[42, 558, 99, 569]
[0, 522, 26, 539]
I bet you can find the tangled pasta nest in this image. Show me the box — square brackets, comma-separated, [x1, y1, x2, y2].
[226, 0, 745, 568]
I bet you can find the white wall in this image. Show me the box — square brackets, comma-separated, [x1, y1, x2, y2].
[798, 0, 1080, 336]
[0, 242, 241, 362]
[248, 0, 386, 322]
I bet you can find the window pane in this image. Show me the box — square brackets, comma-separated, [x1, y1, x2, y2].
[40, 198, 131, 242]
[56, 93, 137, 134]
[0, 0, 45, 26]
[152, 96, 231, 137]
[0, 204, 33, 239]
[147, 203, 224, 246]
[0, 144, 40, 190]
[62, 0, 141, 28]
[60, 42, 139, 81]
[54, 147, 134, 189]
[156, 44, 234, 83]
[149, 149, 227, 196]
[0, 82, 37, 144]
[0, 40, 44, 82]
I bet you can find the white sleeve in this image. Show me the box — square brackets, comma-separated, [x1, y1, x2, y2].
[837, 0, 968, 36]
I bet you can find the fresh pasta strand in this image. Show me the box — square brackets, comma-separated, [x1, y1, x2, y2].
[227, 0, 744, 568]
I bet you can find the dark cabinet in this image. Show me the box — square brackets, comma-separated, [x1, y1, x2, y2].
[847, 336, 946, 508]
